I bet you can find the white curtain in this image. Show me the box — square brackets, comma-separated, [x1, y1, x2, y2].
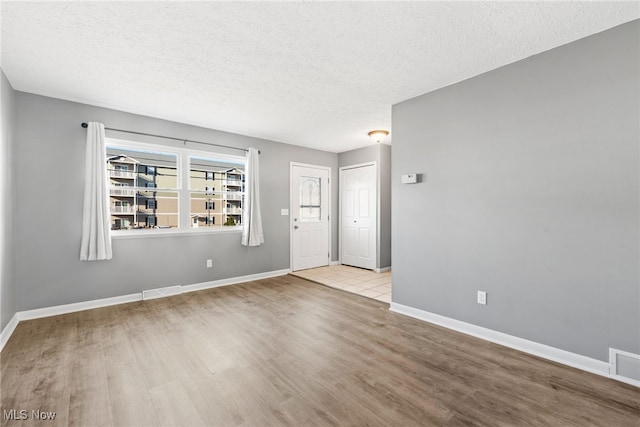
[80, 122, 112, 261]
[241, 147, 264, 246]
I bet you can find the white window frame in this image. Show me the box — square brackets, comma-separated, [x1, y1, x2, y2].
[107, 138, 245, 238]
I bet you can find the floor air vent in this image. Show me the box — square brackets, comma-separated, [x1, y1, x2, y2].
[142, 285, 182, 301]
[609, 348, 640, 387]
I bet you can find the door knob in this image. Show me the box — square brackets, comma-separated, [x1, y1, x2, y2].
[294, 225, 299, 229]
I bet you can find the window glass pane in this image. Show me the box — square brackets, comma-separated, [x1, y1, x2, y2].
[190, 157, 244, 191]
[300, 176, 320, 206]
[106, 147, 178, 189]
[190, 192, 223, 228]
[107, 146, 179, 231]
[189, 156, 244, 228]
[300, 176, 321, 222]
[109, 190, 179, 230]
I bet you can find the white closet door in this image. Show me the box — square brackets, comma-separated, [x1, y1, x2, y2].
[341, 164, 376, 270]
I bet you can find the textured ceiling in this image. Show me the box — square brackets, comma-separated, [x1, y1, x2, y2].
[1, 2, 638, 152]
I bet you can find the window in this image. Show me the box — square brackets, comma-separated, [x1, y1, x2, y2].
[300, 176, 321, 221]
[107, 145, 177, 230]
[106, 139, 244, 234]
[190, 157, 244, 229]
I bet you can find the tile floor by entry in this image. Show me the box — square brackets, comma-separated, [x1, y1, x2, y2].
[291, 265, 391, 303]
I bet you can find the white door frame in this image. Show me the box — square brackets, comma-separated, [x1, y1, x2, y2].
[339, 161, 377, 269]
[290, 162, 332, 271]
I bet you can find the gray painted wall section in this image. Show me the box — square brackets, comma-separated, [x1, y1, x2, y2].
[391, 21, 639, 362]
[14, 93, 339, 311]
[338, 145, 379, 168]
[378, 144, 392, 269]
[338, 144, 392, 269]
[1, 69, 16, 331]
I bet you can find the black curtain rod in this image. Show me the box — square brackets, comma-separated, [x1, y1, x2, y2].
[81, 122, 259, 154]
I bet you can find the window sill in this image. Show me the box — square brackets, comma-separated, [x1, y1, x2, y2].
[111, 227, 243, 239]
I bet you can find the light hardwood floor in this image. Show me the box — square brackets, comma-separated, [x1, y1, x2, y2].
[1, 275, 638, 426]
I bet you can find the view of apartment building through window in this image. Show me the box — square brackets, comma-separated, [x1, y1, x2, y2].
[106, 145, 245, 231]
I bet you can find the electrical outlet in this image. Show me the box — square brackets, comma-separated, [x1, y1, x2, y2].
[206, 259, 213, 268]
[477, 291, 487, 305]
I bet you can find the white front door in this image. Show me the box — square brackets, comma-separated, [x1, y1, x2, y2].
[291, 164, 330, 271]
[341, 163, 376, 270]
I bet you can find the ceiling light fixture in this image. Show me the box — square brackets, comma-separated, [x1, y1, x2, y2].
[368, 129, 389, 143]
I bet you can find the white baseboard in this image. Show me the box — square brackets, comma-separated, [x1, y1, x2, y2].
[329, 260, 340, 266]
[18, 293, 142, 322]
[0, 269, 291, 352]
[390, 302, 613, 381]
[182, 269, 290, 293]
[0, 313, 19, 352]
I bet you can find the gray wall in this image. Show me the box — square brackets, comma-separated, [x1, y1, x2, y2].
[0, 69, 16, 331]
[339, 144, 392, 269]
[14, 93, 339, 311]
[378, 144, 391, 269]
[391, 20, 639, 362]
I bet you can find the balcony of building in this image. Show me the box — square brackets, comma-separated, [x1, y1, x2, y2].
[224, 178, 243, 187]
[111, 205, 135, 214]
[110, 188, 136, 196]
[108, 169, 136, 179]
[224, 207, 242, 215]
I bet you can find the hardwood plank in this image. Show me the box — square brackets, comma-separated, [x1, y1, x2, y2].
[147, 380, 207, 427]
[68, 343, 113, 427]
